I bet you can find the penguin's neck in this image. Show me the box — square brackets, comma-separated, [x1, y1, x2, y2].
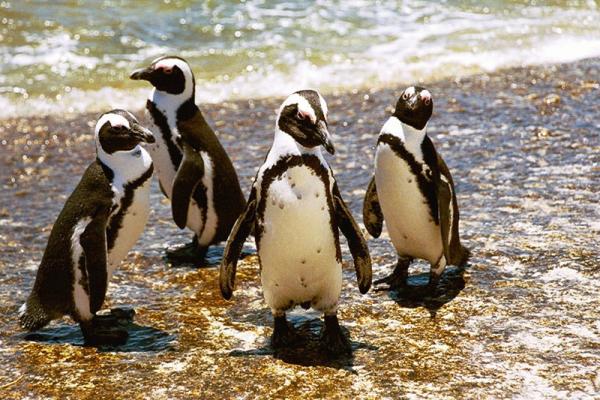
[381, 116, 428, 162]
[267, 129, 326, 164]
[150, 85, 195, 129]
[97, 145, 152, 184]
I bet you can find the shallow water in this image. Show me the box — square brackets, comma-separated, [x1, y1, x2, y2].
[0, 59, 599, 398]
[2, 1, 600, 117]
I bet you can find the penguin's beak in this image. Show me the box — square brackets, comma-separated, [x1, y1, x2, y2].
[130, 124, 155, 144]
[316, 121, 335, 155]
[406, 95, 419, 110]
[130, 67, 154, 81]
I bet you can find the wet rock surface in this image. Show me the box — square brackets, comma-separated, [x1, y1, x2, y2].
[1, 59, 599, 399]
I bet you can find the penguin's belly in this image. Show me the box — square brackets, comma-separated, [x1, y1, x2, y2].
[146, 124, 216, 245]
[375, 145, 442, 263]
[258, 166, 341, 312]
[107, 180, 152, 277]
[146, 123, 177, 199]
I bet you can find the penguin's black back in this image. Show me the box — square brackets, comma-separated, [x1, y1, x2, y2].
[25, 160, 113, 325]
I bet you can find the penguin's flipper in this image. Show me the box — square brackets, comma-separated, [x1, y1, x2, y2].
[423, 136, 457, 265]
[333, 185, 372, 294]
[362, 176, 383, 238]
[219, 192, 257, 300]
[80, 208, 110, 314]
[172, 141, 205, 229]
[437, 177, 453, 266]
[434, 150, 469, 266]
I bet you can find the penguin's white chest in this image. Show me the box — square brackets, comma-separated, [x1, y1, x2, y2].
[375, 143, 442, 263]
[258, 165, 342, 313]
[106, 178, 152, 277]
[146, 117, 178, 198]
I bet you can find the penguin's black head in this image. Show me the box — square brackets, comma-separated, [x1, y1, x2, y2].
[393, 86, 433, 130]
[130, 56, 194, 96]
[95, 110, 155, 154]
[277, 89, 335, 154]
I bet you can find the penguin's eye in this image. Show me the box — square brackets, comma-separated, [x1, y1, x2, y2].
[402, 92, 410, 100]
[163, 68, 173, 75]
[423, 98, 431, 106]
[296, 111, 306, 120]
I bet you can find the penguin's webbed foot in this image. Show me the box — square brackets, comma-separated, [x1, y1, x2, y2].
[373, 272, 407, 291]
[271, 315, 300, 349]
[109, 307, 136, 322]
[374, 269, 408, 291]
[374, 258, 411, 291]
[425, 277, 440, 296]
[320, 315, 352, 356]
[80, 308, 134, 346]
[81, 317, 128, 347]
[165, 237, 207, 266]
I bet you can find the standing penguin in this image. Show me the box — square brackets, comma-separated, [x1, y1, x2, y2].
[19, 110, 155, 345]
[219, 90, 372, 355]
[130, 56, 245, 264]
[363, 86, 469, 293]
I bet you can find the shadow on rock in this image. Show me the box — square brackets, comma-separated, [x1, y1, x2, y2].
[18, 309, 176, 352]
[166, 245, 254, 268]
[229, 316, 377, 372]
[387, 265, 467, 317]
[226, 305, 272, 328]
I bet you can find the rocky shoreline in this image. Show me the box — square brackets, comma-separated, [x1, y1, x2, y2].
[0, 58, 598, 399]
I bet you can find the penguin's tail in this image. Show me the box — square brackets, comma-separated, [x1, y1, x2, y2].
[19, 295, 51, 331]
[458, 245, 471, 267]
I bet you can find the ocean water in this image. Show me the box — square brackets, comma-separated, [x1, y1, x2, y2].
[1, 0, 600, 118]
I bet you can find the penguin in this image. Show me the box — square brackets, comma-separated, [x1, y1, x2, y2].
[219, 90, 372, 355]
[130, 56, 245, 264]
[19, 110, 155, 345]
[362, 86, 470, 293]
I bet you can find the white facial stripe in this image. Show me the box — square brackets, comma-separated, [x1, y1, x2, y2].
[298, 100, 316, 124]
[155, 60, 174, 70]
[420, 90, 431, 100]
[405, 86, 416, 97]
[280, 93, 316, 124]
[318, 92, 328, 120]
[154, 58, 193, 81]
[95, 113, 130, 136]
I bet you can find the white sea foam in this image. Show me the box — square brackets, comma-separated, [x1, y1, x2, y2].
[2, 2, 600, 119]
[0, 87, 147, 119]
[4, 36, 600, 120]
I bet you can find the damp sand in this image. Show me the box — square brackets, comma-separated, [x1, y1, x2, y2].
[0, 58, 599, 399]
